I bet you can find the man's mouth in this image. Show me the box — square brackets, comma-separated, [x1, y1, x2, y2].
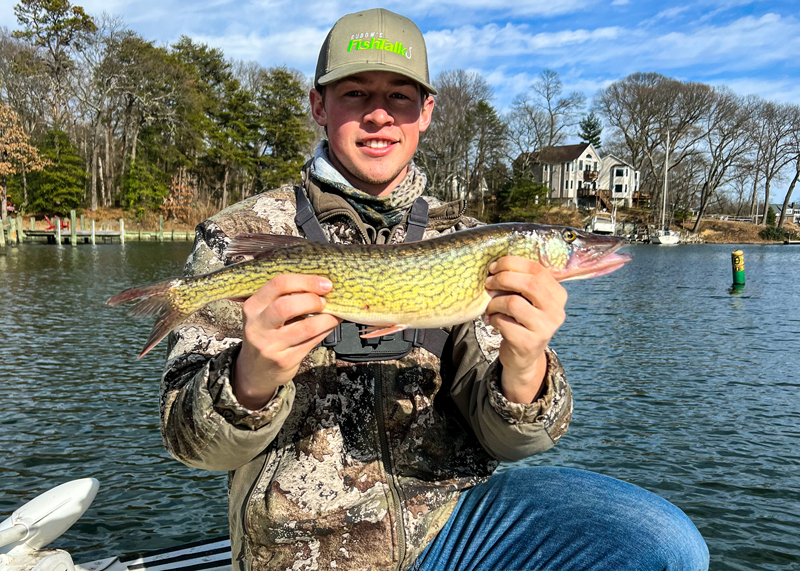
[357, 139, 397, 149]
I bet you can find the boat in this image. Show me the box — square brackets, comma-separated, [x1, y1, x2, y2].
[651, 229, 679, 245]
[0, 478, 232, 571]
[589, 211, 616, 235]
[653, 131, 680, 245]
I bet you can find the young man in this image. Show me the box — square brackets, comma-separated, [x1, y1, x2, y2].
[161, 9, 708, 571]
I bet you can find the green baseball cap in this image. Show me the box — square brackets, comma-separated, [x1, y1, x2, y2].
[315, 8, 437, 95]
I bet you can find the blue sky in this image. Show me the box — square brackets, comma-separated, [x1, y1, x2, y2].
[1, 0, 798, 112]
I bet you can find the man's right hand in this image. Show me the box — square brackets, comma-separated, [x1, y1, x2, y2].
[233, 274, 341, 410]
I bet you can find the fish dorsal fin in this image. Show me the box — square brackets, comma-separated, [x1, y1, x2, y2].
[227, 233, 308, 259]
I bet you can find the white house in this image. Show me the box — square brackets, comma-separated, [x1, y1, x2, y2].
[598, 154, 640, 208]
[517, 143, 641, 210]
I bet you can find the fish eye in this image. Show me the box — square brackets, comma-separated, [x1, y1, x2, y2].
[562, 230, 577, 243]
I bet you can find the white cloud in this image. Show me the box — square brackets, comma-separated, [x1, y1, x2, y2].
[646, 5, 691, 23]
[425, 23, 621, 69]
[706, 77, 800, 105]
[190, 26, 326, 69]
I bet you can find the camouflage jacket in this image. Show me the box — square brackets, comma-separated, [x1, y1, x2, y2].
[160, 172, 573, 571]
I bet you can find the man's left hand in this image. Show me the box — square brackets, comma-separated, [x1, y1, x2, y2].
[484, 256, 568, 404]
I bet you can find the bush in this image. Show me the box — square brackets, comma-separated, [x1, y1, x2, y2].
[766, 207, 776, 227]
[759, 225, 799, 241]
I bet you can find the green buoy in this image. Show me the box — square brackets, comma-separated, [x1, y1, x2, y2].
[731, 250, 745, 289]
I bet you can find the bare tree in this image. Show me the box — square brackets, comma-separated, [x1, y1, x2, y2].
[507, 69, 584, 152]
[777, 104, 800, 227]
[72, 14, 127, 210]
[595, 73, 715, 222]
[13, 0, 97, 127]
[0, 28, 50, 136]
[691, 89, 755, 232]
[746, 100, 795, 225]
[505, 93, 547, 177]
[417, 69, 492, 201]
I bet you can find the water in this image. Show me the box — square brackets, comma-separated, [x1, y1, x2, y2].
[1, 241, 799, 569]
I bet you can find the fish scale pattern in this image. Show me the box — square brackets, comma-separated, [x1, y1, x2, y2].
[172, 225, 565, 329]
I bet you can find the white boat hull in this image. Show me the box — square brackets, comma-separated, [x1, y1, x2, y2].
[652, 232, 679, 245]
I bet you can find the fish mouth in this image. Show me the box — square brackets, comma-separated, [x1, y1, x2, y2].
[555, 235, 632, 281]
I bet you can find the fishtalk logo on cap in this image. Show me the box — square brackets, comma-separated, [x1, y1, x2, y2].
[315, 8, 436, 94]
[347, 36, 412, 60]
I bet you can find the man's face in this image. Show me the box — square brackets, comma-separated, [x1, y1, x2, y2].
[310, 71, 434, 197]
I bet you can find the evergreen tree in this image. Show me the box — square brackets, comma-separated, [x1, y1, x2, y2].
[578, 111, 603, 148]
[766, 205, 776, 227]
[253, 67, 312, 191]
[26, 129, 84, 214]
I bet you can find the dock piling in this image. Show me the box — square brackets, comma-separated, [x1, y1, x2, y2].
[70, 210, 77, 246]
[91, 219, 96, 245]
[55, 217, 62, 245]
[16, 217, 24, 243]
[119, 218, 125, 244]
[30, 217, 35, 231]
[0, 220, 6, 248]
[158, 215, 164, 241]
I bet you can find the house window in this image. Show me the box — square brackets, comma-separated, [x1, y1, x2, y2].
[586, 154, 593, 160]
[614, 184, 623, 193]
[579, 160, 583, 170]
[594, 161, 598, 170]
[615, 168, 625, 178]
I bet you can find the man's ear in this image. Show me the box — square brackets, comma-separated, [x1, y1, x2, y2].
[418, 95, 435, 133]
[310, 88, 327, 127]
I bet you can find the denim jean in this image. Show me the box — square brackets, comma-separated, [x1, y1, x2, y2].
[413, 467, 709, 571]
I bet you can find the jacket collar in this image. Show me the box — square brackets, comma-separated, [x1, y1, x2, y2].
[299, 159, 468, 244]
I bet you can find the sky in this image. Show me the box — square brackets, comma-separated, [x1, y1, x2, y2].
[1, 0, 799, 112]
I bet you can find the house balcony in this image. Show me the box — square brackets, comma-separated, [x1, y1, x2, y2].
[583, 170, 599, 180]
[578, 187, 597, 197]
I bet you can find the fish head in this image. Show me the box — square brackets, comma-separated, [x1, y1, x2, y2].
[512, 224, 632, 281]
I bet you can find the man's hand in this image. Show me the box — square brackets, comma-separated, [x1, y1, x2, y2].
[484, 256, 568, 404]
[234, 274, 342, 410]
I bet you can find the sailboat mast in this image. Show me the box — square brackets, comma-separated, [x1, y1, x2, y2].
[662, 130, 670, 231]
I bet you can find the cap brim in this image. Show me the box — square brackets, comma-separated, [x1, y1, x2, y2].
[317, 62, 437, 95]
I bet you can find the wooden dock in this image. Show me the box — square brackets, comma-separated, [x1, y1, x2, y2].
[1, 210, 193, 246]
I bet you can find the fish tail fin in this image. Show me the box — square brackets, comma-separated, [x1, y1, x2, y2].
[107, 280, 187, 358]
[106, 280, 174, 308]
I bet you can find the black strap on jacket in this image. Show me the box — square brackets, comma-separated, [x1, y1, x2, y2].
[294, 185, 449, 361]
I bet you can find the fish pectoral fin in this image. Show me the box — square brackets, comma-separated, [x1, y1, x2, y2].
[359, 324, 408, 338]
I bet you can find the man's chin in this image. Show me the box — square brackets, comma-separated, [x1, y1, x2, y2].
[347, 165, 409, 194]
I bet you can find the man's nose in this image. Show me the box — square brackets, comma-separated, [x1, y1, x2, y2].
[364, 102, 394, 126]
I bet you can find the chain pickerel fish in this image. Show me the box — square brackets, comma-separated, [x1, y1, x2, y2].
[107, 223, 631, 358]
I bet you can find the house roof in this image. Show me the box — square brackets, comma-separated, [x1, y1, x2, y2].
[603, 154, 636, 169]
[528, 143, 591, 164]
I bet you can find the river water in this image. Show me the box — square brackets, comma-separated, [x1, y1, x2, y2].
[1, 241, 798, 569]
